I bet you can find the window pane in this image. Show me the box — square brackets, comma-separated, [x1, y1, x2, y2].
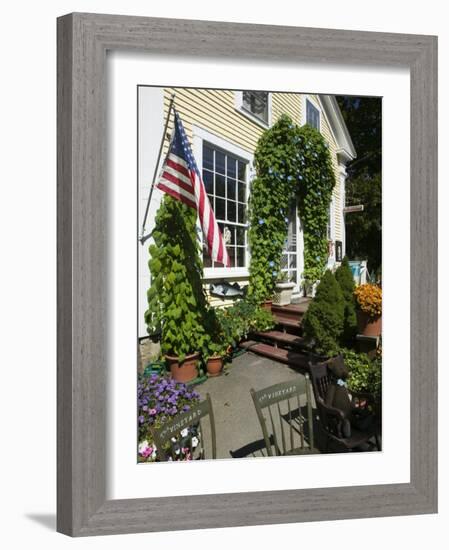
[236, 247, 245, 267]
[227, 201, 236, 222]
[237, 203, 246, 224]
[280, 254, 288, 269]
[227, 158, 236, 178]
[215, 173, 226, 197]
[203, 145, 214, 170]
[237, 182, 246, 202]
[242, 91, 268, 123]
[203, 169, 213, 194]
[306, 100, 320, 130]
[227, 177, 237, 201]
[203, 246, 212, 268]
[215, 198, 225, 220]
[236, 227, 245, 246]
[238, 161, 246, 181]
[215, 150, 225, 174]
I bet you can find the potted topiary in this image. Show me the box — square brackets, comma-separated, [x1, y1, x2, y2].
[354, 283, 382, 337]
[273, 272, 296, 306]
[145, 195, 211, 383]
[335, 256, 358, 345]
[302, 269, 345, 356]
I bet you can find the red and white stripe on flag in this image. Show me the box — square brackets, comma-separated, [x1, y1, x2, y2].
[157, 152, 231, 267]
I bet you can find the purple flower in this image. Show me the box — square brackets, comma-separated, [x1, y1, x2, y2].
[258, 219, 265, 225]
[138, 415, 145, 424]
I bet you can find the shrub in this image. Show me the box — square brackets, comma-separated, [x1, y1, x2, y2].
[145, 195, 212, 361]
[339, 348, 382, 402]
[214, 299, 275, 348]
[335, 257, 357, 344]
[354, 283, 382, 318]
[302, 270, 345, 355]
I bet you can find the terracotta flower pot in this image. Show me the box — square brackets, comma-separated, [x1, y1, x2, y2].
[206, 355, 223, 377]
[356, 311, 382, 337]
[165, 352, 199, 383]
[261, 300, 273, 312]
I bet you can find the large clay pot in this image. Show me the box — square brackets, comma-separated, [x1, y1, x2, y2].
[357, 311, 382, 337]
[206, 355, 223, 377]
[165, 352, 199, 383]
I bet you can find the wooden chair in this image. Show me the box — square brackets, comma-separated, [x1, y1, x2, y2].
[308, 356, 381, 452]
[150, 394, 216, 461]
[250, 376, 317, 457]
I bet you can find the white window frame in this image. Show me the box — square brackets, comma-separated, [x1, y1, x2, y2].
[234, 91, 272, 128]
[192, 125, 254, 280]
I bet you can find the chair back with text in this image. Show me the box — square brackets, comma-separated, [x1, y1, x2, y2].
[250, 376, 315, 457]
[150, 394, 216, 461]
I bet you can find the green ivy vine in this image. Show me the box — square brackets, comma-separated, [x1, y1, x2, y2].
[145, 195, 215, 361]
[247, 114, 335, 301]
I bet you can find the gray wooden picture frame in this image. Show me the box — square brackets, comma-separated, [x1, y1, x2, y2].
[57, 12, 438, 537]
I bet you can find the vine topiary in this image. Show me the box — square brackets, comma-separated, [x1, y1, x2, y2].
[247, 114, 336, 302]
[302, 270, 344, 355]
[335, 256, 357, 344]
[145, 195, 213, 361]
[296, 124, 336, 285]
[247, 115, 297, 303]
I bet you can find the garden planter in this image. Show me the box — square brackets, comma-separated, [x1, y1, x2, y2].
[356, 311, 382, 337]
[206, 355, 224, 377]
[273, 282, 295, 306]
[165, 352, 199, 383]
[261, 300, 273, 312]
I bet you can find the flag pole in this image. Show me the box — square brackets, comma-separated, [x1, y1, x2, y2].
[139, 93, 176, 244]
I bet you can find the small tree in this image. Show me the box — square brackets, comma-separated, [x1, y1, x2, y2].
[145, 195, 213, 361]
[302, 270, 344, 355]
[335, 256, 357, 344]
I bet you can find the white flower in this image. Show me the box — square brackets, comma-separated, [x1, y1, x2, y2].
[191, 436, 199, 448]
[180, 428, 189, 438]
[138, 440, 149, 453]
[171, 437, 177, 443]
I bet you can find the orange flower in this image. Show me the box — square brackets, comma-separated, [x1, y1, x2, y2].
[354, 283, 382, 317]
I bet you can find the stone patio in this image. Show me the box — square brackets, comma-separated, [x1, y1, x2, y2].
[196, 351, 316, 459]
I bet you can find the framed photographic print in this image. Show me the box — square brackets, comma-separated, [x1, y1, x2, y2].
[57, 13, 437, 536]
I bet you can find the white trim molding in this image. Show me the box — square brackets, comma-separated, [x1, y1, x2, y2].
[192, 125, 254, 280]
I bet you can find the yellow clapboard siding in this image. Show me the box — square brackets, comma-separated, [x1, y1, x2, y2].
[161, 87, 345, 264]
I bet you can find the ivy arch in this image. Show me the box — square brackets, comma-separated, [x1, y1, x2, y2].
[247, 114, 336, 302]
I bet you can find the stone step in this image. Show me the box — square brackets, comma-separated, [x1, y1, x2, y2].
[273, 314, 303, 331]
[239, 340, 309, 370]
[252, 330, 310, 350]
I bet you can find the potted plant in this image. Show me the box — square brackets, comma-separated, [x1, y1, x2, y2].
[273, 272, 295, 306]
[353, 283, 382, 337]
[145, 196, 211, 383]
[137, 373, 201, 462]
[204, 341, 228, 377]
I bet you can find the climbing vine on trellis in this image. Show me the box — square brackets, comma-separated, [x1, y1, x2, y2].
[247, 114, 335, 302]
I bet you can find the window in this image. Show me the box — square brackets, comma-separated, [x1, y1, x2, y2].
[242, 91, 269, 124]
[280, 202, 298, 285]
[306, 99, 320, 130]
[326, 203, 332, 240]
[202, 142, 248, 268]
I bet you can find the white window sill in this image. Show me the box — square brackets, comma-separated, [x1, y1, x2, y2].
[203, 267, 249, 280]
[235, 106, 270, 129]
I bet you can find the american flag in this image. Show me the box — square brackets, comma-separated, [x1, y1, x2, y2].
[157, 110, 231, 267]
